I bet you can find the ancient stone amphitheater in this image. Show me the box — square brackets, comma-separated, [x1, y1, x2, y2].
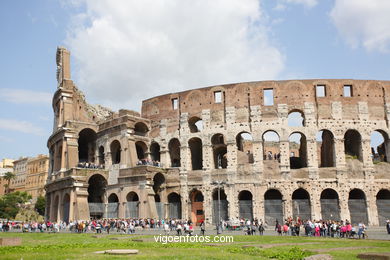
[45, 47, 390, 226]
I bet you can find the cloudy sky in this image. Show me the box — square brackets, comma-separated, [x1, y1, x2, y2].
[0, 0, 390, 159]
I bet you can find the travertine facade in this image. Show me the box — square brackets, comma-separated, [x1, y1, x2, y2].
[45, 47, 390, 226]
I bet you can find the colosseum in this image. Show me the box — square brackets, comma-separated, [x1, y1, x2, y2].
[45, 47, 390, 226]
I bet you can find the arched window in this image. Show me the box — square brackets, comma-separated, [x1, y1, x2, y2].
[344, 130, 362, 161]
[135, 141, 147, 161]
[168, 138, 181, 167]
[188, 116, 203, 133]
[238, 190, 253, 220]
[212, 134, 227, 169]
[288, 110, 305, 127]
[371, 130, 389, 162]
[316, 130, 335, 167]
[110, 140, 121, 164]
[289, 132, 307, 169]
[264, 189, 283, 225]
[262, 131, 280, 162]
[150, 142, 161, 162]
[78, 128, 97, 163]
[236, 132, 254, 164]
[189, 138, 203, 170]
[134, 122, 149, 136]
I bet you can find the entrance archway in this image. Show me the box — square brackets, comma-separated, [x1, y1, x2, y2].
[348, 189, 368, 224]
[376, 189, 390, 225]
[62, 193, 70, 223]
[292, 188, 311, 221]
[320, 189, 340, 220]
[212, 188, 228, 224]
[88, 174, 107, 219]
[107, 193, 119, 218]
[190, 189, 204, 224]
[238, 190, 253, 220]
[264, 189, 283, 225]
[126, 192, 139, 218]
[168, 193, 182, 219]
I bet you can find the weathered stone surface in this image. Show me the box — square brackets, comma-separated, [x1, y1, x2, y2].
[358, 252, 390, 260]
[0, 238, 22, 246]
[95, 249, 139, 255]
[304, 254, 333, 260]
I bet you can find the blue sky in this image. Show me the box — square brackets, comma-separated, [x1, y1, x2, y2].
[0, 0, 389, 159]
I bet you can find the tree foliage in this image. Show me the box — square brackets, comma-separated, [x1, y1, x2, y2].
[35, 195, 46, 216]
[2, 172, 15, 193]
[0, 191, 31, 219]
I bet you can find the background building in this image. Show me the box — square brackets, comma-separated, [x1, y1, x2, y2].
[26, 154, 49, 202]
[10, 157, 29, 193]
[0, 158, 14, 195]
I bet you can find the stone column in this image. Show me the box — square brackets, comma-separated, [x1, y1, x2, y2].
[203, 188, 213, 225]
[284, 196, 292, 220]
[203, 142, 213, 171]
[160, 149, 170, 168]
[334, 138, 346, 168]
[339, 190, 350, 222]
[252, 140, 263, 175]
[69, 189, 75, 222]
[311, 189, 321, 220]
[279, 139, 290, 179]
[366, 190, 379, 226]
[227, 185, 236, 221]
[180, 172, 189, 220]
[180, 144, 191, 172]
[306, 138, 319, 179]
[362, 138, 374, 168]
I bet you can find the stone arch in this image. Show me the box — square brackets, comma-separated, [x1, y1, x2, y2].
[134, 122, 149, 136]
[348, 189, 368, 224]
[52, 195, 59, 222]
[107, 193, 119, 218]
[212, 188, 228, 224]
[168, 138, 181, 167]
[238, 190, 253, 220]
[288, 110, 305, 127]
[264, 189, 283, 225]
[188, 116, 203, 133]
[98, 146, 105, 166]
[211, 133, 227, 169]
[376, 189, 390, 225]
[371, 130, 390, 162]
[168, 192, 182, 219]
[190, 189, 204, 224]
[289, 132, 308, 169]
[126, 192, 139, 218]
[189, 137, 203, 170]
[88, 174, 107, 219]
[262, 130, 280, 161]
[78, 128, 97, 163]
[320, 188, 340, 220]
[150, 142, 161, 162]
[135, 141, 148, 161]
[110, 140, 121, 164]
[62, 193, 70, 223]
[316, 130, 335, 167]
[236, 132, 254, 164]
[344, 129, 362, 161]
[292, 188, 311, 221]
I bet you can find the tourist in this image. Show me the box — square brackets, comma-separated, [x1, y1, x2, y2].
[200, 221, 205, 236]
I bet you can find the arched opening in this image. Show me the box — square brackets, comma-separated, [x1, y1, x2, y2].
[78, 128, 97, 163]
[125, 192, 139, 218]
[150, 142, 161, 163]
[238, 190, 253, 220]
[134, 122, 148, 136]
[107, 193, 119, 218]
[88, 174, 107, 219]
[262, 131, 280, 162]
[236, 132, 254, 164]
[188, 116, 203, 133]
[212, 188, 228, 224]
[168, 192, 182, 219]
[344, 130, 362, 161]
[292, 188, 311, 221]
[110, 140, 121, 164]
[316, 130, 335, 167]
[288, 110, 305, 127]
[189, 138, 203, 170]
[289, 132, 307, 169]
[190, 189, 204, 225]
[348, 189, 368, 224]
[168, 138, 181, 167]
[320, 189, 340, 220]
[376, 189, 390, 225]
[153, 173, 165, 219]
[371, 130, 389, 163]
[62, 193, 70, 223]
[135, 141, 147, 161]
[52, 195, 59, 222]
[98, 146, 105, 166]
[264, 189, 283, 225]
[212, 134, 227, 169]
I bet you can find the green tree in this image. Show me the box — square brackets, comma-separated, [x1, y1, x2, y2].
[2, 171, 15, 194]
[0, 191, 32, 219]
[35, 195, 46, 216]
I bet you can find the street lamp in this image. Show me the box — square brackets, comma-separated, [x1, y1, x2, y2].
[211, 167, 226, 235]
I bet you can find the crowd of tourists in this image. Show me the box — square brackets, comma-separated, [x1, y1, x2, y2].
[77, 161, 104, 169]
[1, 218, 389, 239]
[136, 159, 162, 167]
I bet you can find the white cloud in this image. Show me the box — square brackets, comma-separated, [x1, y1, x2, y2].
[0, 119, 45, 136]
[65, 0, 284, 111]
[330, 0, 390, 52]
[276, 0, 317, 9]
[0, 89, 52, 105]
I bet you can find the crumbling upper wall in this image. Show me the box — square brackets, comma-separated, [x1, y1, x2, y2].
[141, 79, 390, 137]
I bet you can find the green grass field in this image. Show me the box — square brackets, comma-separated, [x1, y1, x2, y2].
[0, 232, 389, 259]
